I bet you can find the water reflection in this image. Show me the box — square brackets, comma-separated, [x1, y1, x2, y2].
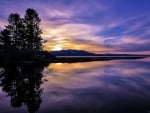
[0, 65, 46, 113]
[0, 58, 150, 113]
[42, 58, 150, 113]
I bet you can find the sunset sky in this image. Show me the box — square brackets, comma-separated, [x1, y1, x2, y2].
[0, 0, 150, 54]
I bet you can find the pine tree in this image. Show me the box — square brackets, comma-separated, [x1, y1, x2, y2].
[0, 9, 43, 52]
[24, 8, 42, 51]
[6, 13, 24, 50]
[0, 29, 11, 48]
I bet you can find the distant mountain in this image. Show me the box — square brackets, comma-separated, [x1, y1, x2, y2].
[50, 50, 96, 56]
[50, 49, 149, 57]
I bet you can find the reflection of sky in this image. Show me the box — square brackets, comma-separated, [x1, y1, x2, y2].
[0, 0, 150, 54]
[43, 58, 150, 90]
[38, 58, 150, 113]
[0, 58, 150, 112]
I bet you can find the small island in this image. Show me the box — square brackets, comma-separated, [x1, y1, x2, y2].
[0, 8, 55, 66]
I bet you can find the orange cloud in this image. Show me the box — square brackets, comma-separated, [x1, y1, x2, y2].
[41, 20, 113, 53]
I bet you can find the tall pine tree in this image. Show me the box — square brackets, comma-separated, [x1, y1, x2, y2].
[24, 8, 42, 51]
[6, 13, 24, 50]
[0, 29, 11, 48]
[0, 8, 43, 51]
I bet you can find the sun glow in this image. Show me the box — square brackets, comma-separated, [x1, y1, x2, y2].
[51, 44, 63, 51]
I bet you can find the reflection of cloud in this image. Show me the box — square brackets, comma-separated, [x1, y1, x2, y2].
[43, 61, 113, 89]
[43, 59, 150, 90]
[41, 59, 150, 113]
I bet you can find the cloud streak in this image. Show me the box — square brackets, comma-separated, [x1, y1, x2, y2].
[0, 0, 150, 54]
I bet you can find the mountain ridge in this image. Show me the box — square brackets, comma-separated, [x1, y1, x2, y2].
[50, 49, 149, 57]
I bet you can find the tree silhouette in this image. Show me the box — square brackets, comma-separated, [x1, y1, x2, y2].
[6, 13, 24, 49]
[24, 8, 42, 51]
[0, 29, 11, 48]
[0, 8, 43, 51]
[0, 65, 46, 113]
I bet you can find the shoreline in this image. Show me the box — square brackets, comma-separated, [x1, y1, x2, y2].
[0, 55, 149, 65]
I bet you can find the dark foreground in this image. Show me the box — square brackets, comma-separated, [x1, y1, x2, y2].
[0, 55, 149, 65]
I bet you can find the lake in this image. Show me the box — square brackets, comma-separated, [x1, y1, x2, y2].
[0, 57, 150, 113]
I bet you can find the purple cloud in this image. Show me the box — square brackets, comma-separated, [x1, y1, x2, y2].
[0, 0, 150, 54]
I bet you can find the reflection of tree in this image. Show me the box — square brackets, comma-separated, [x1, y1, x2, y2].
[0, 65, 45, 113]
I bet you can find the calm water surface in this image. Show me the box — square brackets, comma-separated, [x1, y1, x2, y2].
[0, 58, 150, 113]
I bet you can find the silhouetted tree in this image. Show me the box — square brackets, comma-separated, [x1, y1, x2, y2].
[0, 65, 46, 113]
[24, 8, 42, 50]
[0, 8, 43, 51]
[6, 13, 24, 49]
[0, 29, 11, 48]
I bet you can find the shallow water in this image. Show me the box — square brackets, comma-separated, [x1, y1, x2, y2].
[0, 58, 150, 113]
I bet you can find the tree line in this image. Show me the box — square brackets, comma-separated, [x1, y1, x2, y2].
[0, 8, 43, 51]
